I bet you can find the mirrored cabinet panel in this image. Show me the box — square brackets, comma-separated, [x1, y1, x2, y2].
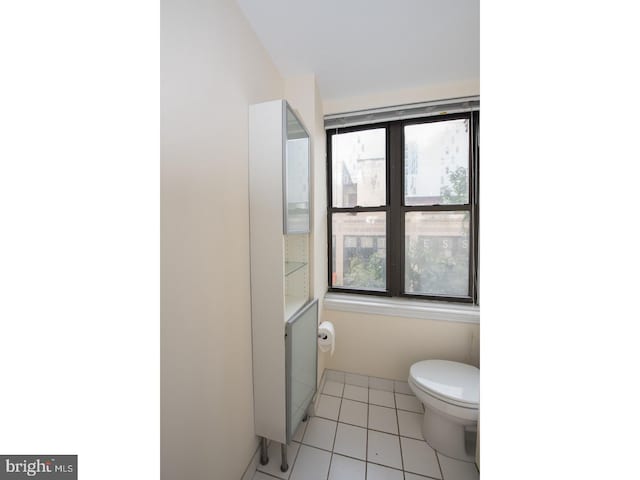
[284, 105, 310, 234]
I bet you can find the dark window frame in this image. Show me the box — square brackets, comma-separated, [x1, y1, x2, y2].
[326, 111, 479, 305]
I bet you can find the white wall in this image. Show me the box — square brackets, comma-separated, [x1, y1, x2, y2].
[321, 80, 481, 381]
[325, 311, 479, 380]
[161, 0, 283, 478]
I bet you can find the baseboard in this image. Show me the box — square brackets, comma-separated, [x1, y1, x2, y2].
[240, 442, 261, 480]
[242, 370, 327, 479]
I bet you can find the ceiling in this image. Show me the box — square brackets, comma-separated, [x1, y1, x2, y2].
[236, 0, 479, 101]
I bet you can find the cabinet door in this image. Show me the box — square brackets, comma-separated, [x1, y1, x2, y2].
[285, 299, 318, 443]
[283, 104, 310, 234]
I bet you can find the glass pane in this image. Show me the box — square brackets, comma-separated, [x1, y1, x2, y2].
[285, 106, 310, 233]
[331, 212, 386, 290]
[332, 128, 386, 207]
[404, 119, 469, 206]
[405, 211, 470, 297]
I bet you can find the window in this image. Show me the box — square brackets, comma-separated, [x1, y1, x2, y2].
[327, 111, 479, 304]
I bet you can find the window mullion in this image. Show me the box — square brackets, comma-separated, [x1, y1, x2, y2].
[389, 122, 403, 296]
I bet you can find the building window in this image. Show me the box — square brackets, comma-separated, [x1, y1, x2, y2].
[327, 111, 479, 304]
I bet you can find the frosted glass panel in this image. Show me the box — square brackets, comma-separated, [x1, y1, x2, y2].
[285, 106, 310, 233]
[286, 300, 318, 442]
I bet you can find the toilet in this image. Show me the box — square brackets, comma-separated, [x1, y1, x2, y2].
[408, 359, 479, 462]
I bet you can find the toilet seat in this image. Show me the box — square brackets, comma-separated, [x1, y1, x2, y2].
[409, 360, 479, 409]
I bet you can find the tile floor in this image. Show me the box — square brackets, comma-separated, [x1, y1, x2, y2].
[253, 370, 479, 480]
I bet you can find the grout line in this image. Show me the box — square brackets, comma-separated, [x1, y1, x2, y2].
[336, 416, 423, 441]
[326, 452, 333, 480]
[435, 449, 478, 464]
[300, 437, 336, 454]
[396, 407, 423, 414]
[365, 459, 407, 474]
[325, 394, 343, 480]
[323, 371, 456, 479]
[365, 387, 369, 479]
[300, 441, 334, 454]
[393, 390, 406, 475]
[329, 417, 366, 430]
[323, 391, 368, 404]
[254, 470, 283, 480]
[287, 439, 303, 479]
[435, 451, 445, 480]
[300, 442, 365, 463]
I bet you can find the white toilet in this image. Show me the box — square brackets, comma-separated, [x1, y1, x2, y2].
[408, 359, 479, 462]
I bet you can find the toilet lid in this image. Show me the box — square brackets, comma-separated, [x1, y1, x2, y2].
[410, 360, 479, 407]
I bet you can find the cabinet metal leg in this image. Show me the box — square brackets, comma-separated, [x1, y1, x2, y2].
[302, 413, 308, 422]
[280, 443, 288, 472]
[260, 437, 268, 466]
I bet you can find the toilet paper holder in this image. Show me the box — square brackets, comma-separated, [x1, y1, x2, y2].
[318, 333, 328, 340]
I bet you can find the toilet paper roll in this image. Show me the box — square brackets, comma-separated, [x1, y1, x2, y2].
[318, 321, 335, 356]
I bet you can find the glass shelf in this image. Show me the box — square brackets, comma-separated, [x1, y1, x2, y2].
[285, 261, 307, 277]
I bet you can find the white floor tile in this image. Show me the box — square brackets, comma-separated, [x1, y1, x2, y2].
[292, 419, 308, 443]
[302, 417, 337, 451]
[394, 380, 413, 395]
[316, 394, 341, 421]
[289, 445, 331, 480]
[345, 372, 369, 387]
[368, 376, 394, 392]
[338, 398, 368, 427]
[326, 370, 345, 383]
[369, 388, 395, 408]
[256, 441, 300, 479]
[333, 423, 367, 460]
[400, 437, 441, 479]
[253, 471, 277, 480]
[437, 453, 479, 480]
[404, 473, 430, 480]
[395, 393, 423, 413]
[367, 430, 402, 470]
[323, 380, 345, 397]
[397, 410, 423, 440]
[368, 404, 398, 435]
[343, 384, 368, 403]
[328, 454, 365, 480]
[366, 462, 404, 480]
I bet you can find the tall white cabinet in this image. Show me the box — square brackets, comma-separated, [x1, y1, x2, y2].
[249, 99, 317, 472]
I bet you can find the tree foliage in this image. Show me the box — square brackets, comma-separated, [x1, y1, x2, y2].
[345, 251, 386, 289]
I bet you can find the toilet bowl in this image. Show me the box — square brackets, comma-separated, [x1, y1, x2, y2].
[408, 360, 479, 462]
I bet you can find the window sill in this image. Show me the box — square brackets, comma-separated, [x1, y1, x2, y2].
[323, 293, 480, 324]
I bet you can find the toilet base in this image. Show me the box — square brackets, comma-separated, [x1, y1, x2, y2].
[422, 406, 476, 462]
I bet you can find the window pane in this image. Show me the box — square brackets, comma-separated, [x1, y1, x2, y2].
[331, 212, 386, 290]
[405, 211, 470, 297]
[404, 119, 469, 206]
[332, 129, 386, 207]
